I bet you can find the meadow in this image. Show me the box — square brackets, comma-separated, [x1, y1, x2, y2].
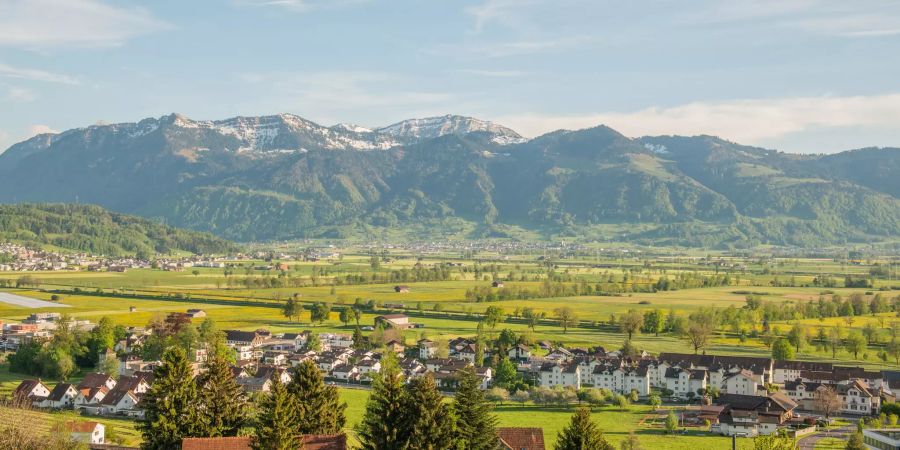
[2, 249, 898, 371]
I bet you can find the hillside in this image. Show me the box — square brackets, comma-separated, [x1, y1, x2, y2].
[0, 204, 238, 256]
[0, 113, 898, 247]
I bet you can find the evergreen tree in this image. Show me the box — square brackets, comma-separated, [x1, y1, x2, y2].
[453, 367, 498, 450]
[403, 374, 455, 450]
[138, 347, 203, 450]
[253, 376, 299, 450]
[357, 353, 409, 449]
[197, 349, 248, 436]
[555, 407, 614, 450]
[494, 357, 517, 388]
[287, 359, 347, 434]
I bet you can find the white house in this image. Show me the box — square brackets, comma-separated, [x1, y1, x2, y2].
[664, 368, 707, 398]
[591, 364, 651, 396]
[508, 344, 532, 361]
[539, 362, 581, 389]
[74, 387, 109, 409]
[99, 388, 140, 416]
[722, 370, 761, 396]
[39, 383, 78, 409]
[358, 358, 382, 377]
[320, 333, 353, 350]
[783, 379, 880, 415]
[13, 379, 50, 403]
[63, 421, 105, 445]
[77, 373, 117, 392]
[418, 339, 437, 359]
[331, 364, 359, 381]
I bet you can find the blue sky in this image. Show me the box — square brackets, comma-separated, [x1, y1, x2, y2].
[2, 0, 900, 153]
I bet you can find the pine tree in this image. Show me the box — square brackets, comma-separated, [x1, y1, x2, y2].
[138, 346, 203, 450]
[253, 376, 299, 450]
[287, 359, 347, 434]
[555, 407, 614, 450]
[356, 353, 409, 449]
[453, 367, 498, 450]
[403, 374, 455, 450]
[197, 350, 248, 436]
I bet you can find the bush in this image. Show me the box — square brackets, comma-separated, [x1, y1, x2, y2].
[882, 403, 900, 416]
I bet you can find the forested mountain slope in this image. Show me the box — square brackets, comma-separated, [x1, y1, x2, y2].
[1, 113, 897, 247]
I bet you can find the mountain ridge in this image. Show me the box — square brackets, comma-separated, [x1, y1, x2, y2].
[1, 112, 898, 248]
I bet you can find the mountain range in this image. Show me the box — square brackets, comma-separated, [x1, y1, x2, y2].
[0, 113, 897, 248]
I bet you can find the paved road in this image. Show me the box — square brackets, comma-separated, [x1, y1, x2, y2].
[798, 424, 854, 450]
[0, 291, 70, 308]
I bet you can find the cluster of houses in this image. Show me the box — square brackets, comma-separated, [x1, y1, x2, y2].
[534, 350, 893, 437]
[220, 325, 494, 393]
[1, 313, 95, 351]
[0, 243, 71, 272]
[0, 241, 236, 273]
[13, 371, 151, 420]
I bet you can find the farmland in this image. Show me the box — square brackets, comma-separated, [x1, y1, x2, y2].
[2, 249, 899, 370]
[1, 247, 898, 448]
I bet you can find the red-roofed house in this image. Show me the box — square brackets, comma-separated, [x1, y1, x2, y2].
[59, 421, 105, 444]
[498, 427, 546, 450]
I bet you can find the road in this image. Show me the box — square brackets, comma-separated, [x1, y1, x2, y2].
[798, 424, 855, 450]
[0, 291, 70, 308]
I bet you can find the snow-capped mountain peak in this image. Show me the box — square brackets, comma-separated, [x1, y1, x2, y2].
[331, 123, 374, 134]
[376, 114, 525, 145]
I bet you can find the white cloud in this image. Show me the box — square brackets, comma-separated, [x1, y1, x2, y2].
[684, 0, 900, 38]
[0, 63, 78, 84]
[496, 93, 900, 146]
[0, 0, 169, 48]
[28, 125, 58, 136]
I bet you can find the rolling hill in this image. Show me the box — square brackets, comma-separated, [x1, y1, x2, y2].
[0, 203, 238, 256]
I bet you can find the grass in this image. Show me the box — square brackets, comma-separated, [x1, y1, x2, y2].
[813, 437, 845, 449]
[0, 404, 142, 446]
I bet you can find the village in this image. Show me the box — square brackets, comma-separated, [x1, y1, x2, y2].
[6, 307, 900, 448]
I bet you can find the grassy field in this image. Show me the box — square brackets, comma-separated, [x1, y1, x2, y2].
[1, 269, 897, 370]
